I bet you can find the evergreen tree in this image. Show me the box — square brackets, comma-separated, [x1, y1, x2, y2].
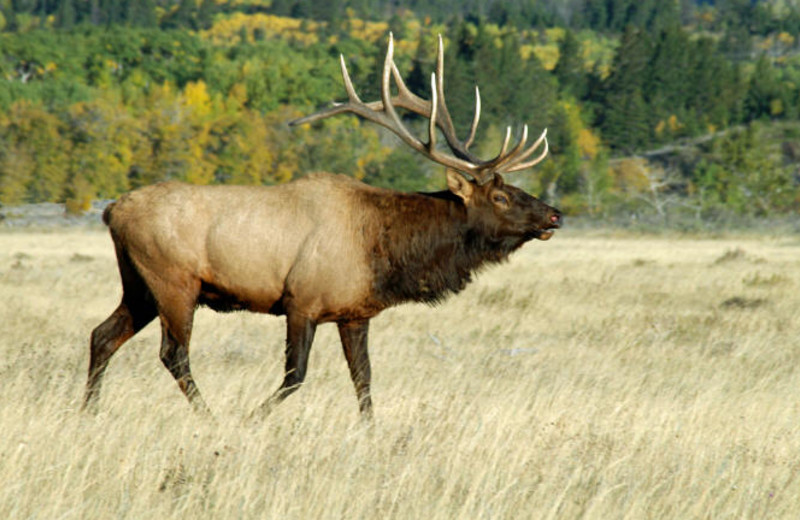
[101, 0, 121, 26]
[405, 31, 433, 101]
[127, 0, 156, 28]
[554, 29, 586, 99]
[498, 33, 556, 129]
[602, 87, 650, 153]
[57, 0, 76, 29]
[161, 0, 196, 29]
[744, 54, 783, 121]
[645, 25, 692, 139]
[688, 36, 737, 130]
[579, 0, 608, 31]
[89, 0, 101, 25]
[197, 0, 217, 30]
[598, 25, 653, 151]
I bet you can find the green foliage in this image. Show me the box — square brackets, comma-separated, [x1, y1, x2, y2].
[0, 2, 797, 224]
[692, 124, 797, 217]
[362, 146, 437, 192]
[592, 22, 780, 153]
[745, 54, 786, 121]
[554, 30, 586, 100]
[0, 100, 70, 204]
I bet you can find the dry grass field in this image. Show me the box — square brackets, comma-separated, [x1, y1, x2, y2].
[1, 227, 799, 519]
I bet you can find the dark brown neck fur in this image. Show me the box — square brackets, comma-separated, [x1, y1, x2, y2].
[362, 189, 524, 307]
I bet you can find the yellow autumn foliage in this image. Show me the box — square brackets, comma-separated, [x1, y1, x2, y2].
[545, 27, 566, 42]
[577, 128, 600, 161]
[524, 27, 614, 76]
[531, 44, 559, 70]
[778, 31, 795, 46]
[227, 82, 248, 108]
[560, 100, 601, 160]
[668, 114, 681, 133]
[611, 157, 651, 193]
[202, 13, 321, 46]
[184, 133, 216, 185]
[343, 16, 389, 43]
[655, 115, 683, 137]
[519, 44, 535, 61]
[183, 80, 213, 118]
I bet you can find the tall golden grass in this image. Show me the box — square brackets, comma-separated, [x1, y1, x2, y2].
[1, 229, 799, 519]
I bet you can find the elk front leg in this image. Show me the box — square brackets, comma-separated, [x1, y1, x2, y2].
[252, 312, 317, 419]
[338, 319, 373, 421]
[159, 313, 211, 416]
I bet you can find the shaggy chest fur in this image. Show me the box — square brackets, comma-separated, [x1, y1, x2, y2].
[363, 190, 523, 308]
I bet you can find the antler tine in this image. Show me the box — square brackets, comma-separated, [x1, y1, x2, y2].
[432, 35, 493, 182]
[503, 128, 549, 172]
[390, 61, 430, 114]
[474, 125, 549, 175]
[432, 36, 459, 153]
[497, 126, 513, 160]
[428, 72, 439, 153]
[464, 86, 481, 150]
[288, 54, 364, 126]
[490, 124, 530, 171]
[340, 54, 362, 104]
[380, 34, 416, 145]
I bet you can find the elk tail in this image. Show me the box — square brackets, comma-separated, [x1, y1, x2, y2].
[102, 202, 116, 226]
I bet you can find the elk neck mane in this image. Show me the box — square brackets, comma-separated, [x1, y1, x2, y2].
[361, 187, 523, 307]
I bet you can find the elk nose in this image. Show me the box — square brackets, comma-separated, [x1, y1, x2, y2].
[549, 211, 562, 227]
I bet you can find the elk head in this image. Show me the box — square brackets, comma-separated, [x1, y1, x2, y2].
[291, 33, 561, 242]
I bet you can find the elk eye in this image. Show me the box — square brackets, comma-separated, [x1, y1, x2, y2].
[492, 193, 510, 207]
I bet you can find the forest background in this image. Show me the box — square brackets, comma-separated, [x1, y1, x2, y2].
[1, 0, 799, 229]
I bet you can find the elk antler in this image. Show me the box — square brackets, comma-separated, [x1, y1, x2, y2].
[290, 33, 548, 185]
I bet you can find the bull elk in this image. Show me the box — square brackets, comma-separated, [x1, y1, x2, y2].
[83, 34, 562, 421]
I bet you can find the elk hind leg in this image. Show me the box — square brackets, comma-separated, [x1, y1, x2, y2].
[84, 258, 157, 411]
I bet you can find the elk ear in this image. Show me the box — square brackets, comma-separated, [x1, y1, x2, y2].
[446, 169, 474, 203]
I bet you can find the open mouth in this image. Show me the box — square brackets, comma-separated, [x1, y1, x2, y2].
[535, 213, 562, 241]
[534, 221, 560, 241]
[525, 214, 561, 241]
[527, 227, 557, 241]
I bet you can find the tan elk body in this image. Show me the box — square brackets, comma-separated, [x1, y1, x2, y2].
[84, 35, 561, 420]
[108, 175, 378, 319]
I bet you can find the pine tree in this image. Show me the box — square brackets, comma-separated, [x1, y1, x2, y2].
[161, 0, 196, 30]
[598, 25, 653, 151]
[57, 0, 77, 29]
[744, 55, 783, 121]
[197, 0, 217, 30]
[645, 25, 692, 139]
[602, 87, 650, 153]
[688, 36, 736, 130]
[554, 29, 586, 100]
[127, 0, 156, 28]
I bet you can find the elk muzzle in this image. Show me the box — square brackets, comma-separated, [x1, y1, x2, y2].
[533, 207, 562, 241]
